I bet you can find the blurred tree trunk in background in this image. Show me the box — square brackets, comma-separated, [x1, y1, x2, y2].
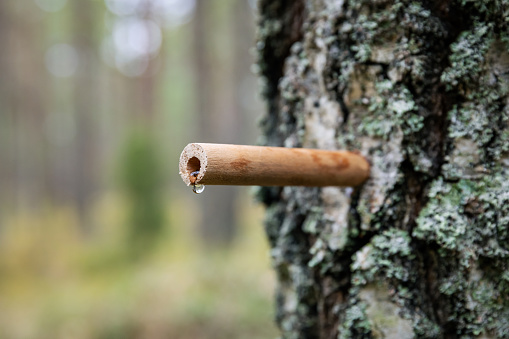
[232, 1, 258, 144]
[0, 1, 262, 248]
[134, 0, 160, 123]
[119, 0, 166, 259]
[71, 0, 100, 234]
[1, 3, 50, 215]
[193, 0, 255, 245]
[0, 1, 11, 224]
[257, 1, 509, 338]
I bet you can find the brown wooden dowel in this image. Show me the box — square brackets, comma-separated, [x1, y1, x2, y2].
[179, 143, 370, 187]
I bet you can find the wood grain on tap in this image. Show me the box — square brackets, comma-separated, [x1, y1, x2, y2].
[179, 143, 370, 187]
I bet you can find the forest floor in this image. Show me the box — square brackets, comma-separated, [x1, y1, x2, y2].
[0, 193, 278, 339]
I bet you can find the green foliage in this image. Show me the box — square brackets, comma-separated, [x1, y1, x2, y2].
[119, 129, 165, 260]
[0, 198, 277, 339]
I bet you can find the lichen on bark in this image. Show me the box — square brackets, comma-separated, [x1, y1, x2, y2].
[256, 0, 509, 338]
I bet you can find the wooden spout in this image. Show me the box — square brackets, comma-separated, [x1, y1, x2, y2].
[179, 143, 370, 187]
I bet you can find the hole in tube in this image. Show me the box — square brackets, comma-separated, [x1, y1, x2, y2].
[187, 157, 201, 175]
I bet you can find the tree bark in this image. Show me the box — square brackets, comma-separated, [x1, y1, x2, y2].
[256, 1, 509, 338]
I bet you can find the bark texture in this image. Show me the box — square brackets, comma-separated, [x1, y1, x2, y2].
[256, 1, 509, 338]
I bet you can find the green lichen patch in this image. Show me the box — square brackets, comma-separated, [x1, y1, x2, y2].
[359, 81, 423, 139]
[458, 0, 509, 27]
[352, 229, 416, 287]
[441, 21, 494, 89]
[338, 301, 373, 339]
[347, 230, 441, 338]
[414, 172, 509, 258]
[444, 67, 509, 167]
[301, 206, 323, 235]
[429, 256, 509, 337]
[413, 178, 471, 251]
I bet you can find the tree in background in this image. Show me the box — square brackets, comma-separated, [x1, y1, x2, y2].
[0, 0, 260, 244]
[256, 0, 509, 337]
[71, 0, 101, 235]
[0, 2, 51, 217]
[120, 128, 165, 260]
[192, 0, 257, 246]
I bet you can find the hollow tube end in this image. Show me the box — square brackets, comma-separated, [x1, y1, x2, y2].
[178, 143, 207, 186]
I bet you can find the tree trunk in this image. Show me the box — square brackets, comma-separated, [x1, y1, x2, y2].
[192, 0, 241, 245]
[71, 0, 100, 235]
[256, 1, 509, 338]
[2, 3, 50, 215]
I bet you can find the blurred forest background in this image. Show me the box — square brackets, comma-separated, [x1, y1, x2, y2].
[0, 0, 278, 338]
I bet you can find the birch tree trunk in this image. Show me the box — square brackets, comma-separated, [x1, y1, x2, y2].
[256, 1, 509, 338]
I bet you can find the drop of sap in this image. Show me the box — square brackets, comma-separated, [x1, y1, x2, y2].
[192, 184, 205, 194]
